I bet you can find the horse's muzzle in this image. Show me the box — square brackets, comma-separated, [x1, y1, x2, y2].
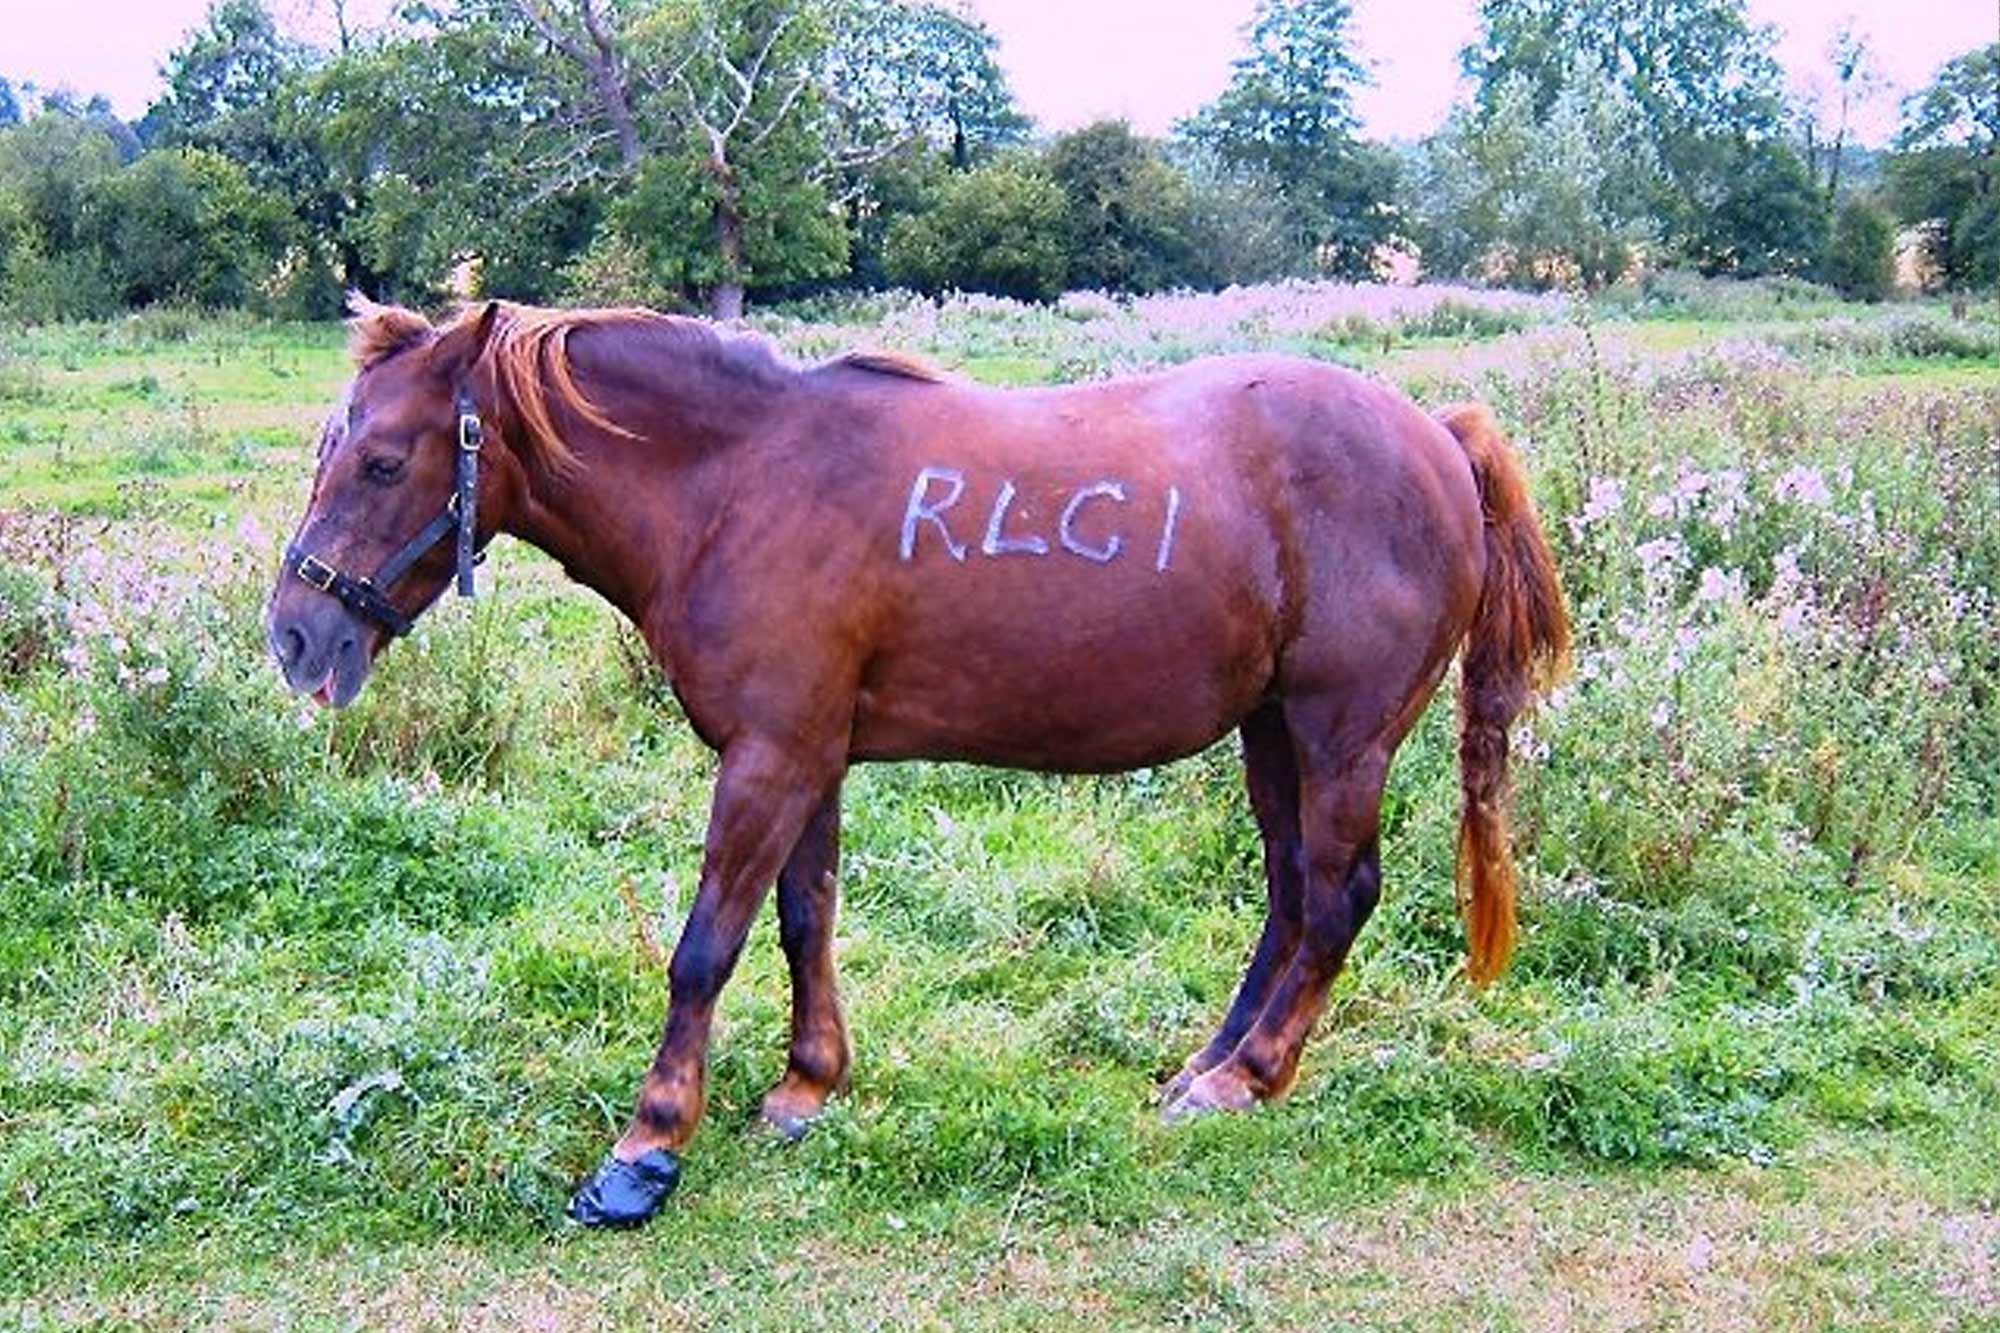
[267, 597, 377, 708]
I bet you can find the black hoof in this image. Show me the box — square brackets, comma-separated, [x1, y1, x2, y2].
[567, 1148, 681, 1228]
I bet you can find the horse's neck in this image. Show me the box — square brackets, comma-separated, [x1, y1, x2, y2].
[506, 373, 769, 642]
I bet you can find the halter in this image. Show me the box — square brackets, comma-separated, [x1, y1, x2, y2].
[282, 388, 489, 638]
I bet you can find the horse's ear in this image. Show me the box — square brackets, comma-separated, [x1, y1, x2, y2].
[431, 301, 503, 385]
[347, 291, 432, 368]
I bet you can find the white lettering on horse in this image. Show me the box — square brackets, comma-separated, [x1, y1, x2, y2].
[899, 469, 1184, 571]
[900, 466, 968, 562]
[1156, 485, 1183, 572]
[981, 480, 1049, 557]
[1059, 481, 1127, 563]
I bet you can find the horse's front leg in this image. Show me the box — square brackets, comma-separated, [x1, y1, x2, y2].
[569, 735, 840, 1228]
[761, 791, 850, 1139]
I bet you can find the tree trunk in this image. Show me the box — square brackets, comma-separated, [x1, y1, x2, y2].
[596, 65, 643, 171]
[711, 281, 746, 321]
[710, 163, 746, 320]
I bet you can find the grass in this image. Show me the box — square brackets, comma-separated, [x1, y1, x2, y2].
[2, 282, 1998, 1329]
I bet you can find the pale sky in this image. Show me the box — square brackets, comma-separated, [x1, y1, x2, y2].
[2, 0, 1994, 147]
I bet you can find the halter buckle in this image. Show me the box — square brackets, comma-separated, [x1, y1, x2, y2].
[295, 553, 337, 592]
[459, 410, 483, 452]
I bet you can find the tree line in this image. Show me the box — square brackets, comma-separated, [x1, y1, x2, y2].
[0, 0, 1993, 323]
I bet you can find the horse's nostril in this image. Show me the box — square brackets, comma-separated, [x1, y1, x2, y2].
[279, 625, 307, 668]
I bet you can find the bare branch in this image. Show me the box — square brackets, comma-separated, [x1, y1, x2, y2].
[747, 73, 813, 148]
[511, 0, 590, 65]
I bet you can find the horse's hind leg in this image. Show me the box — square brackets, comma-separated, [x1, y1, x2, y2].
[1167, 695, 1392, 1117]
[760, 792, 851, 1139]
[1161, 701, 1303, 1104]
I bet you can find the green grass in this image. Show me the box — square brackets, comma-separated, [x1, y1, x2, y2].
[3, 287, 1998, 1329]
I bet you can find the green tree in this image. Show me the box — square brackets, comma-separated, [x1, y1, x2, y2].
[306, 17, 592, 302]
[1170, 150, 1306, 286]
[883, 155, 1067, 300]
[0, 113, 123, 319]
[1887, 43, 1999, 291]
[1819, 196, 1895, 301]
[1685, 133, 1827, 277]
[82, 148, 290, 307]
[0, 79, 20, 129]
[1463, 0, 1822, 274]
[822, 1, 1028, 171]
[1178, 0, 1395, 277]
[141, 0, 311, 180]
[1409, 55, 1656, 287]
[487, 0, 1017, 316]
[1045, 121, 1202, 293]
[142, 1, 353, 289]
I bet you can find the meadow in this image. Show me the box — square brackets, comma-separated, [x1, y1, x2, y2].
[2, 277, 1997, 1330]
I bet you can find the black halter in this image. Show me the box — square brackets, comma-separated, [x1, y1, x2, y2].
[283, 388, 488, 638]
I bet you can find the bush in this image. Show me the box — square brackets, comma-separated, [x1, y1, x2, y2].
[81, 148, 290, 308]
[883, 156, 1069, 302]
[1820, 198, 1896, 302]
[2, 244, 119, 322]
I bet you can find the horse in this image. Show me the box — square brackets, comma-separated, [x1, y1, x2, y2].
[266, 295, 1569, 1228]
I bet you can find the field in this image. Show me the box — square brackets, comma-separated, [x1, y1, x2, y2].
[2, 279, 1998, 1330]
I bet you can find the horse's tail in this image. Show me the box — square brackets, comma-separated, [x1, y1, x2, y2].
[1437, 403, 1570, 985]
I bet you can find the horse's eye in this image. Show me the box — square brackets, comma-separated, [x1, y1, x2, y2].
[362, 456, 405, 484]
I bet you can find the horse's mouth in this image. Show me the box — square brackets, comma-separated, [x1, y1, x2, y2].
[290, 653, 372, 709]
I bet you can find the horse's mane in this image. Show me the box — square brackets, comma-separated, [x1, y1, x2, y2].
[347, 295, 942, 475]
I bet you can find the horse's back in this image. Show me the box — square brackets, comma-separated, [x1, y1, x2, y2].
[828, 354, 1484, 769]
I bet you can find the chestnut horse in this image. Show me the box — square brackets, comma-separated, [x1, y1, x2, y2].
[267, 297, 1568, 1228]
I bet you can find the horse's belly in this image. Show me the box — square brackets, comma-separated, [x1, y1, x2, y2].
[849, 570, 1277, 772]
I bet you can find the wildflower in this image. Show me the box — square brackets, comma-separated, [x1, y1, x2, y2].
[1567, 476, 1627, 542]
[1774, 465, 1831, 508]
[140, 665, 170, 686]
[1636, 537, 1686, 580]
[1697, 567, 1745, 604]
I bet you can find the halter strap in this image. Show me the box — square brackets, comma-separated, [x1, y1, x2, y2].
[283, 388, 489, 637]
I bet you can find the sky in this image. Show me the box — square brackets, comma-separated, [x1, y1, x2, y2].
[2, 0, 1993, 147]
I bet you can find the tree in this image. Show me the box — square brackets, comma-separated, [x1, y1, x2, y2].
[141, 0, 311, 176]
[142, 1, 353, 289]
[1408, 55, 1656, 287]
[1462, 0, 1821, 273]
[1178, 0, 1394, 278]
[492, 0, 1018, 317]
[883, 155, 1067, 300]
[0, 113, 123, 319]
[1819, 197, 1894, 301]
[1803, 23, 1883, 203]
[305, 16, 589, 301]
[1045, 121, 1202, 293]
[820, 1, 1028, 172]
[1169, 149, 1306, 286]
[0, 79, 20, 129]
[1887, 43, 1999, 291]
[82, 148, 290, 306]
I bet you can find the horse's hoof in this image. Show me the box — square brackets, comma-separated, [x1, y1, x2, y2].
[758, 1071, 845, 1142]
[758, 1107, 813, 1142]
[1158, 1062, 1204, 1107]
[567, 1148, 681, 1228]
[1161, 1067, 1259, 1123]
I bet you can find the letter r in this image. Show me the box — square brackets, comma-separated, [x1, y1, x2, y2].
[900, 466, 968, 562]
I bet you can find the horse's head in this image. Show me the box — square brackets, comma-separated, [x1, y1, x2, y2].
[267, 296, 505, 707]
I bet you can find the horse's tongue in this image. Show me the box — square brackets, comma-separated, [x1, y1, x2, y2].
[314, 682, 335, 707]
